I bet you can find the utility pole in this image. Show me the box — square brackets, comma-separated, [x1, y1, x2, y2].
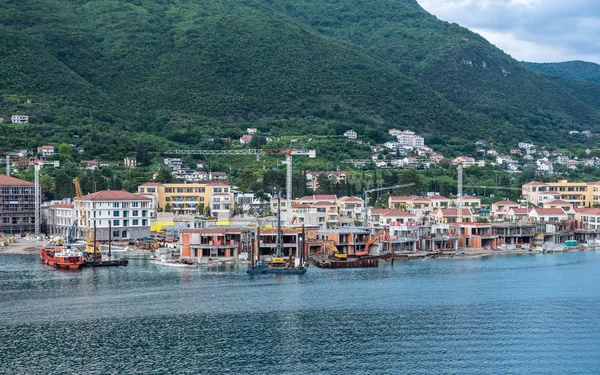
[34, 162, 40, 235]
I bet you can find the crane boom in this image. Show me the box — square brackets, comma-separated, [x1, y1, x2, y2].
[362, 183, 416, 225]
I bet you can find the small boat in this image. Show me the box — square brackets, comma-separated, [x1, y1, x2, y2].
[40, 246, 84, 270]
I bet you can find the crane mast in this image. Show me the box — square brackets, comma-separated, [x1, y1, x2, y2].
[73, 178, 96, 255]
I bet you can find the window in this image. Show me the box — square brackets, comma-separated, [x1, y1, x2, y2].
[113, 202, 120, 208]
[165, 188, 173, 193]
[166, 197, 170, 202]
[177, 188, 184, 193]
[113, 230, 120, 238]
[213, 204, 220, 210]
[187, 188, 193, 193]
[132, 210, 138, 216]
[113, 220, 120, 226]
[133, 219, 139, 225]
[224, 188, 229, 193]
[113, 211, 120, 217]
[123, 220, 129, 227]
[123, 211, 128, 218]
[142, 210, 147, 217]
[132, 202, 139, 208]
[121, 231, 128, 238]
[142, 219, 147, 226]
[214, 188, 222, 193]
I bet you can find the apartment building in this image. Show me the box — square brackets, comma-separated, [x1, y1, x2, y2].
[79, 190, 152, 240]
[522, 180, 600, 207]
[368, 208, 416, 227]
[388, 196, 433, 219]
[337, 196, 364, 223]
[305, 172, 348, 191]
[0, 174, 36, 234]
[47, 203, 75, 237]
[137, 181, 233, 215]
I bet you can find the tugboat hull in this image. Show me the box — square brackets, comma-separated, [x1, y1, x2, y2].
[40, 248, 84, 270]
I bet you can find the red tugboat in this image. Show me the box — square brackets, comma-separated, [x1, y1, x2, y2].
[40, 247, 84, 270]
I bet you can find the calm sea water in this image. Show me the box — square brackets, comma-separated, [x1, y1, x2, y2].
[1, 252, 600, 374]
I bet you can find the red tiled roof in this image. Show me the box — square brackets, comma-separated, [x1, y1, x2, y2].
[390, 196, 431, 202]
[313, 201, 335, 207]
[427, 194, 449, 200]
[0, 174, 34, 186]
[314, 194, 336, 200]
[339, 196, 363, 202]
[82, 190, 151, 201]
[140, 182, 162, 187]
[587, 181, 600, 185]
[493, 200, 518, 206]
[574, 208, 600, 215]
[370, 208, 415, 217]
[50, 203, 74, 209]
[460, 195, 479, 200]
[532, 208, 567, 216]
[545, 200, 572, 205]
[210, 172, 227, 176]
[510, 208, 529, 215]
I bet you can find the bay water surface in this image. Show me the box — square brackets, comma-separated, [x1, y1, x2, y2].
[1, 252, 600, 374]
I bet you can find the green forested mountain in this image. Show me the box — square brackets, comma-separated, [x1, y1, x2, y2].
[1, 0, 599, 159]
[524, 61, 600, 84]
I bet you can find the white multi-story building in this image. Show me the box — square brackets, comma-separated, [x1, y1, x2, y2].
[83, 190, 152, 240]
[11, 115, 29, 124]
[37, 145, 55, 158]
[344, 129, 357, 139]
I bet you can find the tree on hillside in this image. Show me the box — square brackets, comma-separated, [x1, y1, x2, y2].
[316, 174, 333, 194]
[156, 166, 174, 183]
[398, 169, 423, 195]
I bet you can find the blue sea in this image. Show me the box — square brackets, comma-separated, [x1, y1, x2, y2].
[1, 252, 599, 374]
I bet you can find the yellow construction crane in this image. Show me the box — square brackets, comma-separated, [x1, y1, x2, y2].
[73, 178, 98, 257]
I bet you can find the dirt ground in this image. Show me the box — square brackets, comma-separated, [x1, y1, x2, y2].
[0, 238, 45, 254]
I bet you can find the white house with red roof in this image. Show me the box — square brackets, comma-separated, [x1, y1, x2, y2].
[427, 194, 451, 209]
[528, 208, 568, 223]
[368, 208, 416, 227]
[11, 115, 29, 124]
[432, 208, 474, 224]
[507, 208, 530, 222]
[453, 195, 481, 209]
[337, 196, 365, 222]
[491, 200, 520, 220]
[37, 145, 55, 158]
[574, 208, 600, 230]
[78, 190, 152, 240]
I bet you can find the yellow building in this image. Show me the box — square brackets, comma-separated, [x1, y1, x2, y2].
[137, 181, 233, 214]
[522, 180, 600, 208]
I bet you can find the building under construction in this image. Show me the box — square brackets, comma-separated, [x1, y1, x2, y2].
[0, 174, 36, 235]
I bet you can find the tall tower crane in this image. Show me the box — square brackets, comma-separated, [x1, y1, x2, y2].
[165, 148, 316, 210]
[73, 177, 98, 257]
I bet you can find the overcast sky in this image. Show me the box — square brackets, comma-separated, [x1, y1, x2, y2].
[417, 0, 600, 63]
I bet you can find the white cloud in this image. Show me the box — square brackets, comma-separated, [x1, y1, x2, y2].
[417, 0, 600, 63]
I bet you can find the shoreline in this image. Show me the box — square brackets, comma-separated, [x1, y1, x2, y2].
[2, 242, 596, 262]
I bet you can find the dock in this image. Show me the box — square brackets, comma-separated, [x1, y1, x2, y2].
[83, 257, 128, 267]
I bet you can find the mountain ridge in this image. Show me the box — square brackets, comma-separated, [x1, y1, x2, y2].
[1, 0, 599, 158]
